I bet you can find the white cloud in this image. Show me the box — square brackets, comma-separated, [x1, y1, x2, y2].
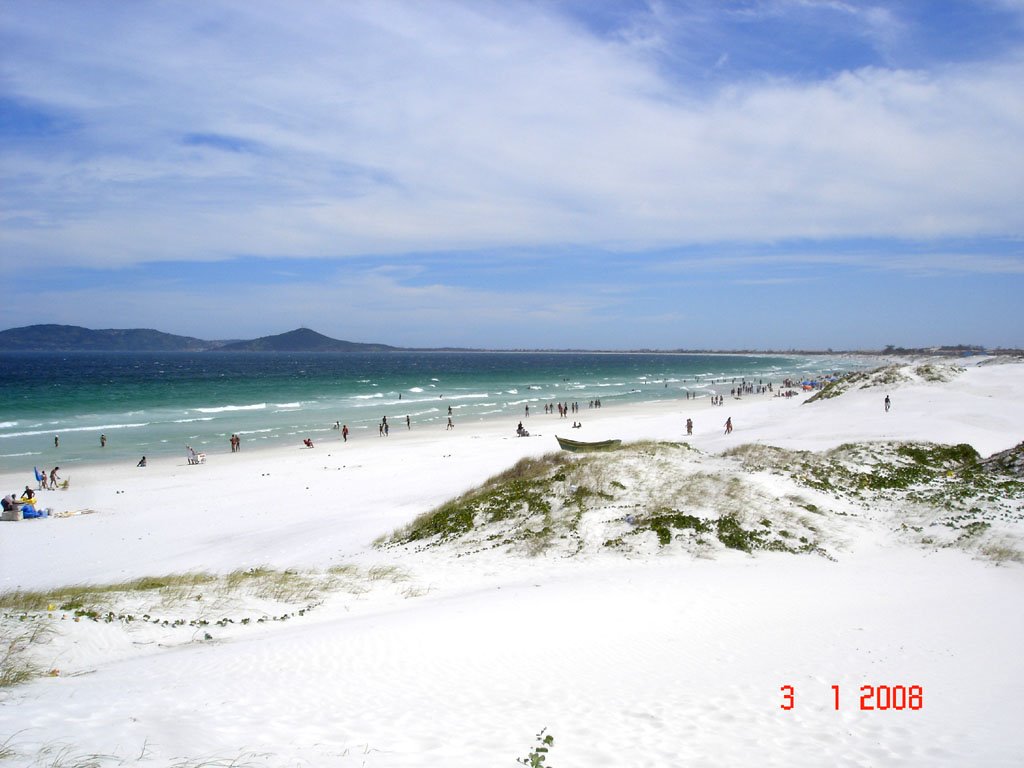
[1, 1, 1023, 272]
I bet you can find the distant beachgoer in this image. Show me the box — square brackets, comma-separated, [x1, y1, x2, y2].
[884, 395, 891, 412]
[447, 417, 454, 430]
[100, 434, 107, 448]
[137, 456, 147, 467]
[379, 422, 384, 437]
[724, 417, 733, 435]
[23, 486, 35, 501]
[40, 471, 51, 490]
[303, 438, 314, 448]
[384, 421, 389, 436]
[525, 405, 529, 417]
[49, 467, 60, 487]
[448, 405, 452, 416]
[406, 415, 410, 429]
[54, 435, 59, 448]
[342, 424, 349, 442]
[686, 418, 693, 436]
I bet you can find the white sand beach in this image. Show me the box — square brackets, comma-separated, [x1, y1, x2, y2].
[2, 357, 1023, 767]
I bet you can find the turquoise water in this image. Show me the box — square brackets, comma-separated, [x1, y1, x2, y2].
[0, 351, 850, 473]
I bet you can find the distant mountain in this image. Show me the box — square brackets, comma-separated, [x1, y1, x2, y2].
[0, 324, 218, 351]
[0, 324, 398, 353]
[214, 328, 398, 352]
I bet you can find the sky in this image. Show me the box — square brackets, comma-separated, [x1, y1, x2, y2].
[1, 0, 1023, 350]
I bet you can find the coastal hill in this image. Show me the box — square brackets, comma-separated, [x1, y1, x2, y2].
[0, 324, 217, 352]
[216, 327, 398, 352]
[0, 324, 398, 352]
[1, 324, 1016, 355]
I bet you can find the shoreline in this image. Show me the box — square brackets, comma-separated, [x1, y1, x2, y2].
[4, 356, 1022, 591]
[2, 354, 856, 475]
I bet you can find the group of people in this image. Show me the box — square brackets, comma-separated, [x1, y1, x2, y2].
[229, 434, 242, 452]
[38, 466, 62, 490]
[185, 445, 204, 465]
[547, 401, 595, 417]
[3, 486, 48, 518]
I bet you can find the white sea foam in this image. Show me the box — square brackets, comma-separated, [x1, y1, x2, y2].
[194, 403, 267, 414]
[0, 423, 150, 439]
[0, 422, 17, 429]
[274, 402, 303, 409]
[172, 417, 216, 424]
[354, 393, 384, 400]
[408, 387, 424, 393]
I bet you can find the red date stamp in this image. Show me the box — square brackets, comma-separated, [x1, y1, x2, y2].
[780, 684, 923, 711]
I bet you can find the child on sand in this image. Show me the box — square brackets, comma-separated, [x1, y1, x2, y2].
[724, 417, 733, 435]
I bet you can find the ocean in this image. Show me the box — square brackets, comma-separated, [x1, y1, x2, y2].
[0, 350, 854, 473]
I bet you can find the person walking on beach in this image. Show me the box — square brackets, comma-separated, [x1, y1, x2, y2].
[884, 395, 891, 412]
[406, 415, 410, 430]
[100, 434, 106, 448]
[137, 456, 146, 467]
[342, 424, 349, 442]
[686, 418, 693, 436]
[447, 416, 454, 430]
[50, 467, 61, 487]
[724, 417, 733, 435]
[54, 435, 59, 448]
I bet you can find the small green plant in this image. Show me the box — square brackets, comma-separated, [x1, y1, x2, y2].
[517, 728, 555, 767]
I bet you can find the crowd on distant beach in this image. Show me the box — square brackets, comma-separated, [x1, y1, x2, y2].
[24, 371, 845, 475]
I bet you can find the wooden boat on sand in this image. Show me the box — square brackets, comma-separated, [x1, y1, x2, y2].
[555, 436, 622, 453]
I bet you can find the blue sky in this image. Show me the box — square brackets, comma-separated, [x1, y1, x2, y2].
[1, 0, 1022, 350]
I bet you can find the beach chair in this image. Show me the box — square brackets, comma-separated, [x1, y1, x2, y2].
[195, 453, 206, 464]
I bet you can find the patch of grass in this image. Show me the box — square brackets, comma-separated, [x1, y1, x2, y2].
[980, 541, 1024, 564]
[0, 623, 49, 689]
[716, 514, 761, 552]
[385, 455, 568, 545]
[367, 565, 409, 582]
[0, 574, 217, 614]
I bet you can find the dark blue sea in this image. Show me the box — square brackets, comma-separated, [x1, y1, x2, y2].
[0, 351, 852, 472]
